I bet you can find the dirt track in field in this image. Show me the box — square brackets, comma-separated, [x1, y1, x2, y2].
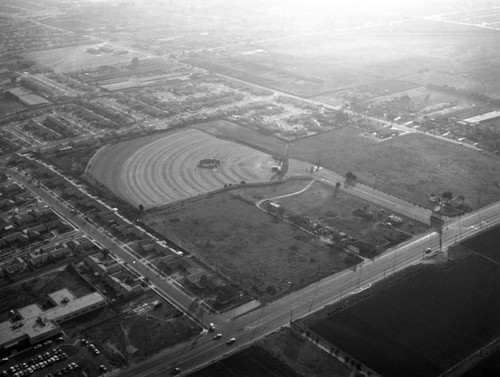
[88, 129, 276, 208]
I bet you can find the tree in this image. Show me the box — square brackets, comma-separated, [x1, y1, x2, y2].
[138, 204, 144, 212]
[345, 172, 357, 181]
[131, 57, 139, 67]
[442, 191, 453, 200]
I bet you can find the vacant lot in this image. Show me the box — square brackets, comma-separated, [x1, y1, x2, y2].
[23, 44, 142, 73]
[195, 120, 287, 156]
[289, 127, 500, 208]
[273, 181, 428, 249]
[308, 233, 500, 377]
[89, 128, 277, 208]
[145, 192, 358, 301]
[81, 292, 199, 366]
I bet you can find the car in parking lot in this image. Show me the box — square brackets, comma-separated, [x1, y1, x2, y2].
[226, 337, 236, 345]
[99, 365, 107, 372]
[213, 333, 222, 340]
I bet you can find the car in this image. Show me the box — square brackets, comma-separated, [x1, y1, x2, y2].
[208, 323, 216, 332]
[89, 344, 95, 350]
[56, 337, 64, 342]
[99, 365, 107, 372]
[93, 349, 100, 355]
[170, 367, 181, 375]
[43, 341, 52, 346]
[213, 333, 222, 340]
[33, 344, 43, 349]
[226, 338, 236, 345]
[70, 363, 78, 369]
[80, 339, 88, 346]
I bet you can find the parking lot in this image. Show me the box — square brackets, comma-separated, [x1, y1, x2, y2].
[1, 336, 110, 377]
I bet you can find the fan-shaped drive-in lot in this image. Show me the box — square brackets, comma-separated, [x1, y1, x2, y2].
[88, 129, 277, 208]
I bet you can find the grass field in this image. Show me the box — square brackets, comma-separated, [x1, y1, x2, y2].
[88, 128, 278, 208]
[0, 93, 25, 115]
[308, 229, 500, 377]
[145, 192, 358, 301]
[288, 127, 500, 208]
[23, 44, 143, 73]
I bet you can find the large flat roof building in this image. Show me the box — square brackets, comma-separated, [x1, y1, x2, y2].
[0, 288, 106, 351]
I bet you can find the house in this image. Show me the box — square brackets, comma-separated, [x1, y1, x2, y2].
[67, 238, 95, 252]
[48, 245, 72, 259]
[215, 285, 240, 306]
[3, 257, 28, 275]
[104, 271, 143, 297]
[28, 250, 49, 266]
[157, 254, 191, 274]
[85, 253, 121, 275]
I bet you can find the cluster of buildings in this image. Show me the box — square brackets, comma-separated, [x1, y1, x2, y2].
[83, 252, 144, 299]
[0, 288, 106, 352]
[0, 184, 73, 256]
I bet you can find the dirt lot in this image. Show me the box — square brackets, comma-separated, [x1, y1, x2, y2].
[88, 128, 277, 208]
[307, 229, 500, 377]
[0, 266, 93, 322]
[288, 127, 500, 208]
[145, 192, 358, 301]
[190, 327, 350, 377]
